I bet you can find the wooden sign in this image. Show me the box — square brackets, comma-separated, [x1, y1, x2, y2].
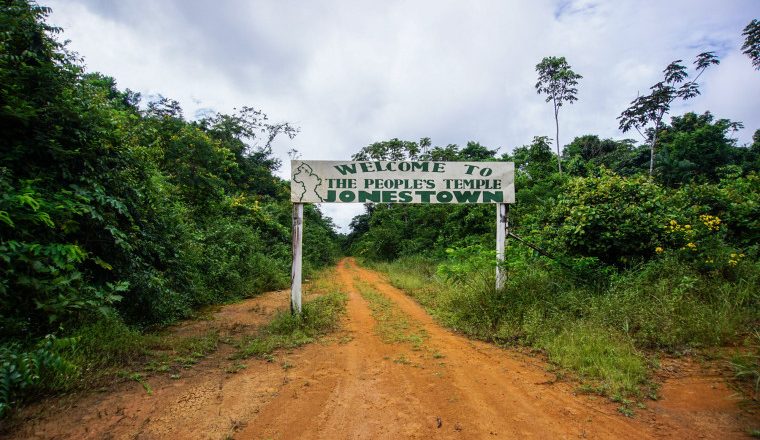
[289, 159, 515, 314]
[291, 160, 515, 204]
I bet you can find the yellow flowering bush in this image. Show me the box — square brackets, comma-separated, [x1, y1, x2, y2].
[700, 214, 721, 231]
[656, 214, 746, 272]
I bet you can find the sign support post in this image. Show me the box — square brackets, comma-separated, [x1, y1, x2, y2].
[496, 203, 509, 290]
[291, 203, 303, 314]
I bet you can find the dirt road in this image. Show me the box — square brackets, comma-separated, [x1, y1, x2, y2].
[7, 258, 757, 439]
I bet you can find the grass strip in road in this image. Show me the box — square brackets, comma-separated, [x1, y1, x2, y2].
[233, 290, 347, 359]
[354, 278, 428, 350]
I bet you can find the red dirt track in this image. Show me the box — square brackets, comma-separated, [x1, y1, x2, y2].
[6, 258, 758, 439]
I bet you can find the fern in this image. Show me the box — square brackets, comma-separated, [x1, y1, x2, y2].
[0, 335, 78, 417]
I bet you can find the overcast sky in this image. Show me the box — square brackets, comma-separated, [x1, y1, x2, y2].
[46, 0, 760, 231]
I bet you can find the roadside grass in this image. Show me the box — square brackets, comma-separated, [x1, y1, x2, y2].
[353, 278, 428, 350]
[53, 314, 161, 390]
[367, 254, 759, 408]
[542, 323, 648, 398]
[143, 330, 225, 375]
[55, 315, 227, 392]
[731, 330, 760, 401]
[233, 290, 347, 359]
[39, 267, 348, 394]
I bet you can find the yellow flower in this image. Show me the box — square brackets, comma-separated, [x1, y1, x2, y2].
[728, 260, 738, 266]
[655, 247, 664, 254]
[699, 214, 722, 231]
[684, 224, 691, 229]
[686, 242, 697, 249]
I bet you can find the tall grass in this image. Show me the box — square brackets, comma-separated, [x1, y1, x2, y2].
[370, 254, 759, 400]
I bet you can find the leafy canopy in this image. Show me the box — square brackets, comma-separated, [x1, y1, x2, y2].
[534, 56, 582, 108]
[742, 19, 760, 70]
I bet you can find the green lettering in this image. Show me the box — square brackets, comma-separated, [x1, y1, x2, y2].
[359, 191, 381, 203]
[410, 162, 429, 172]
[334, 164, 357, 175]
[417, 191, 434, 203]
[339, 191, 355, 202]
[359, 162, 372, 172]
[482, 191, 504, 203]
[382, 191, 397, 203]
[436, 191, 453, 203]
[453, 191, 480, 203]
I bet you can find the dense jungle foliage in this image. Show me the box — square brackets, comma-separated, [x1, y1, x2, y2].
[0, 1, 339, 415]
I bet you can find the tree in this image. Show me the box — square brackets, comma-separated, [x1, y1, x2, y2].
[535, 56, 582, 175]
[656, 112, 744, 186]
[511, 136, 556, 179]
[351, 138, 428, 161]
[421, 141, 498, 161]
[458, 141, 498, 160]
[563, 135, 643, 176]
[742, 19, 760, 70]
[618, 52, 719, 175]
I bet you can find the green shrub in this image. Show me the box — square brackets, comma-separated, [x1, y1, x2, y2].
[0, 1, 342, 415]
[0, 336, 77, 417]
[547, 171, 667, 265]
[66, 314, 152, 373]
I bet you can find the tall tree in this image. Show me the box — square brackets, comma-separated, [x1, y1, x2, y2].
[618, 52, 719, 175]
[742, 19, 760, 70]
[535, 56, 582, 175]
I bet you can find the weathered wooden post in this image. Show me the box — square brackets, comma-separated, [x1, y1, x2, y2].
[291, 203, 303, 314]
[496, 203, 509, 290]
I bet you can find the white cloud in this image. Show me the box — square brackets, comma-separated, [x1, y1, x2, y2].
[46, 0, 760, 231]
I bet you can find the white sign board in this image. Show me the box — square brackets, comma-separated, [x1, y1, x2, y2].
[290, 160, 515, 204]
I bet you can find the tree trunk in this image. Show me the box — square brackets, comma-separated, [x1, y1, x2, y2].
[649, 120, 660, 176]
[554, 102, 562, 175]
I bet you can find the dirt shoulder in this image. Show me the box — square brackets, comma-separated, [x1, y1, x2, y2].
[5, 258, 758, 439]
